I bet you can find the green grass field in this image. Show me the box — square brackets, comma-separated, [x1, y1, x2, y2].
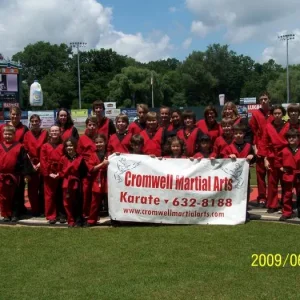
[1, 222, 299, 300]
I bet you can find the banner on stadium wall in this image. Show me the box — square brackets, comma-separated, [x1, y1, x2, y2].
[108, 154, 249, 225]
[237, 105, 248, 119]
[104, 102, 116, 109]
[105, 108, 120, 122]
[71, 109, 88, 127]
[247, 104, 261, 119]
[120, 108, 137, 123]
[28, 111, 55, 128]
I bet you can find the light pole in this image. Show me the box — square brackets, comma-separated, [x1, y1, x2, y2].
[70, 42, 86, 109]
[278, 34, 295, 103]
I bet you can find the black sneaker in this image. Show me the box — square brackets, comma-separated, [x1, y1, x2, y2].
[59, 217, 67, 224]
[48, 219, 56, 225]
[267, 208, 278, 214]
[3, 217, 11, 222]
[11, 216, 19, 222]
[279, 215, 291, 221]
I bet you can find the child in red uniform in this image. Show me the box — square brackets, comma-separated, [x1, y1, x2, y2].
[129, 134, 144, 154]
[278, 129, 300, 220]
[213, 118, 234, 158]
[61, 138, 87, 227]
[77, 116, 97, 218]
[193, 135, 216, 159]
[140, 112, 167, 157]
[177, 110, 203, 157]
[167, 109, 183, 135]
[107, 114, 132, 155]
[92, 100, 116, 139]
[259, 105, 288, 213]
[159, 106, 171, 129]
[86, 134, 109, 226]
[128, 104, 148, 135]
[163, 136, 186, 158]
[55, 108, 79, 141]
[40, 125, 65, 224]
[0, 126, 31, 222]
[223, 124, 255, 221]
[23, 114, 48, 216]
[249, 92, 273, 207]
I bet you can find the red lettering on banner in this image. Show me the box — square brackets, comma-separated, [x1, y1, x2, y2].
[119, 191, 160, 205]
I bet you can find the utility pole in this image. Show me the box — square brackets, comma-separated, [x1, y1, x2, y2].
[70, 42, 86, 109]
[278, 34, 295, 104]
[151, 72, 154, 108]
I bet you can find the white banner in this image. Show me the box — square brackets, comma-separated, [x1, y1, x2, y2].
[28, 111, 55, 128]
[108, 154, 249, 225]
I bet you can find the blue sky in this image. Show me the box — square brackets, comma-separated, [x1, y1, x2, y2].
[0, 0, 299, 64]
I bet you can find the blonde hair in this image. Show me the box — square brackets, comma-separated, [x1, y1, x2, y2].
[222, 102, 239, 119]
[3, 125, 16, 134]
[145, 111, 158, 121]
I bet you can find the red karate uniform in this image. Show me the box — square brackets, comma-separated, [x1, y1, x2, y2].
[96, 117, 116, 140]
[107, 132, 133, 156]
[128, 120, 146, 135]
[177, 127, 202, 157]
[60, 126, 79, 141]
[23, 129, 48, 214]
[196, 119, 221, 146]
[213, 135, 233, 158]
[140, 128, 164, 157]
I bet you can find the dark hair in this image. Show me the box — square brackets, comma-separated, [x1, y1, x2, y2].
[287, 103, 300, 115]
[271, 105, 286, 117]
[232, 123, 246, 133]
[29, 114, 41, 122]
[85, 116, 97, 125]
[258, 91, 271, 101]
[115, 114, 129, 125]
[285, 128, 300, 139]
[63, 137, 78, 155]
[197, 135, 212, 153]
[9, 107, 22, 115]
[56, 108, 74, 129]
[204, 105, 218, 119]
[94, 134, 107, 144]
[130, 134, 144, 146]
[182, 110, 196, 124]
[92, 100, 105, 112]
[163, 136, 185, 156]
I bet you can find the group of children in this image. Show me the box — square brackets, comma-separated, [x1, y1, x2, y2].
[0, 96, 299, 226]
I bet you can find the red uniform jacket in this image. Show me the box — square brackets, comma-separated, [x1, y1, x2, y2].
[249, 109, 274, 151]
[40, 143, 64, 177]
[140, 128, 164, 157]
[97, 117, 116, 140]
[60, 155, 87, 190]
[60, 126, 79, 141]
[163, 155, 187, 158]
[194, 151, 216, 159]
[213, 135, 233, 158]
[282, 120, 300, 133]
[23, 129, 48, 165]
[259, 122, 288, 167]
[166, 123, 182, 136]
[278, 147, 300, 182]
[222, 142, 254, 159]
[177, 127, 203, 157]
[196, 119, 221, 145]
[107, 132, 133, 156]
[0, 122, 29, 143]
[87, 151, 108, 194]
[128, 120, 146, 135]
[77, 131, 96, 161]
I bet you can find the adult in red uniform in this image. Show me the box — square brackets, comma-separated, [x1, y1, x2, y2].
[213, 118, 234, 158]
[140, 112, 166, 157]
[0, 126, 31, 222]
[196, 106, 221, 146]
[259, 106, 289, 213]
[77, 116, 97, 218]
[249, 92, 273, 206]
[61, 138, 87, 227]
[107, 114, 132, 155]
[128, 103, 148, 135]
[92, 100, 116, 140]
[23, 114, 48, 216]
[278, 129, 300, 220]
[55, 108, 79, 141]
[86, 134, 108, 226]
[177, 110, 203, 157]
[40, 125, 65, 224]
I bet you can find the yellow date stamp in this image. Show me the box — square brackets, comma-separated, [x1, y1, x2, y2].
[251, 254, 300, 267]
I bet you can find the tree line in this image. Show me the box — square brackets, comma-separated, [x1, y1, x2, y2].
[11, 41, 299, 110]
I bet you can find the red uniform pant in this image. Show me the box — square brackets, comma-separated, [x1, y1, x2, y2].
[255, 157, 267, 200]
[267, 167, 283, 209]
[281, 180, 294, 217]
[87, 192, 102, 225]
[44, 176, 63, 220]
[0, 182, 17, 218]
[82, 176, 92, 218]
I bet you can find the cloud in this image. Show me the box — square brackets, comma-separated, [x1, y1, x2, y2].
[169, 6, 178, 13]
[0, 0, 172, 62]
[190, 21, 209, 37]
[182, 38, 192, 49]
